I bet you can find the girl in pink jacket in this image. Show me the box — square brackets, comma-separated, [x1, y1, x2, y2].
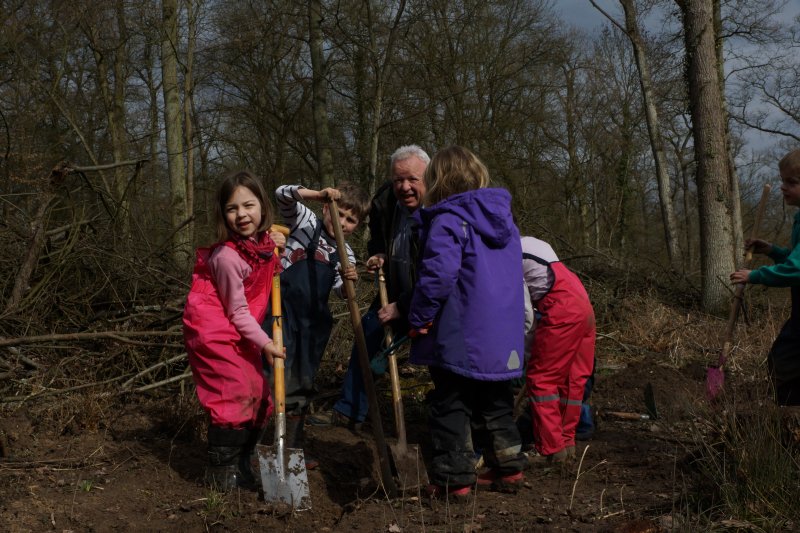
[183, 170, 285, 491]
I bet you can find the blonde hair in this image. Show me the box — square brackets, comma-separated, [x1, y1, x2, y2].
[215, 170, 273, 241]
[423, 145, 490, 206]
[779, 149, 800, 178]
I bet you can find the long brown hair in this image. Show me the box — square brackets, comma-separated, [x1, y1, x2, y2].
[214, 170, 273, 241]
[423, 146, 490, 206]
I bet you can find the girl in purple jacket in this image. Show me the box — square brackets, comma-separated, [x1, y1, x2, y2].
[409, 146, 526, 498]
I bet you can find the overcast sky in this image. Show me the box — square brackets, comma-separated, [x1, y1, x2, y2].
[555, 0, 800, 161]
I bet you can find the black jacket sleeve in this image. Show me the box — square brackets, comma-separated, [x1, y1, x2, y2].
[367, 180, 397, 258]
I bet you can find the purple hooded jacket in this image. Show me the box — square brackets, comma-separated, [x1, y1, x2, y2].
[408, 188, 524, 381]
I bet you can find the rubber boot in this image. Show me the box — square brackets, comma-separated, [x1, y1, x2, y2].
[205, 426, 249, 491]
[576, 403, 595, 441]
[238, 427, 264, 489]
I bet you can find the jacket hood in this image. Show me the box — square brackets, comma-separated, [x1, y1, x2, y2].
[419, 188, 515, 247]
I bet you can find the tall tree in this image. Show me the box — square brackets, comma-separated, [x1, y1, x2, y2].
[161, 0, 190, 266]
[676, 0, 737, 313]
[309, 0, 334, 188]
[183, 0, 198, 227]
[591, 0, 682, 270]
[83, 0, 133, 237]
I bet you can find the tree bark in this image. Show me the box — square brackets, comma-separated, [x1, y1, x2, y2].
[366, 0, 406, 193]
[183, 0, 197, 247]
[620, 0, 681, 270]
[677, 0, 736, 314]
[161, 0, 190, 267]
[309, 0, 334, 188]
[713, 0, 744, 260]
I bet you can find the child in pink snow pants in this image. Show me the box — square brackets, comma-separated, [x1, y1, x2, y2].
[183, 170, 285, 491]
[522, 236, 595, 462]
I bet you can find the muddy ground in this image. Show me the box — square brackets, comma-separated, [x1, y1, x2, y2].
[1, 349, 746, 533]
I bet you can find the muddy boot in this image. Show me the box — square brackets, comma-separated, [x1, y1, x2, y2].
[205, 426, 248, 491]
[237, 427, 264, 489]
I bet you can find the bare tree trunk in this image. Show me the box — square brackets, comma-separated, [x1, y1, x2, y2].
[112, 0, 131, 237]
[591, 0, 682, 269]
[86, 4, 130, 239]
[144, 41, 160, 203]
[365, 0, 406, 193]
[309, 0, 334, 189]
[677, 0, 736, 314]
[183, 0, 197, 247]
[621, 0, 681, 269]
[713, 0, 744, 259]
[161, 0, 190, 267]
[562, 64, 590, 247]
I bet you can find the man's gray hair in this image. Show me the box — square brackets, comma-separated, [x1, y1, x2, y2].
[390, 144, 430, 167]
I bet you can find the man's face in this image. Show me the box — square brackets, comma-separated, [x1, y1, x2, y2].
[391, 156, 427, 211]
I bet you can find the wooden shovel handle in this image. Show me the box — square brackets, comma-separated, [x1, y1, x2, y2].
[269, 224, 290, 416]
[377, 267, 393, 345]
[378, 267, 407, 448]
[329, 200, 397, 497]
[720, 184, 772, 366]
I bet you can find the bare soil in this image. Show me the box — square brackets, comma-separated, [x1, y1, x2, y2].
[0, 353, 727, 533]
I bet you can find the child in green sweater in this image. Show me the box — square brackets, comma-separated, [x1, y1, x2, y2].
[731, 148, 800, 405]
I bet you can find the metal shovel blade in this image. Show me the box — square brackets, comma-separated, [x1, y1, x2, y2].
[257, 443, 311, 510]
[389, 442, 428, 490]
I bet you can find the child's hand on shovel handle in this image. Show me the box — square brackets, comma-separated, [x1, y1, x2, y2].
[270, 229, 287, 250]
[730, 269, 752, 285]
[340, 264, 358, 282]
[262, 342, 286, 367]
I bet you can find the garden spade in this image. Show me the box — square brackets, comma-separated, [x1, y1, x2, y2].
[707, 184, 771, 401]
[378, 267, 429, 489]
[258, 225, 311, 510]
[329, 200, 398, 497]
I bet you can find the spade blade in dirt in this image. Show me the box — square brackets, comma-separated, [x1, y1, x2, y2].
[257, 443, 311, 511]
[389, 441, 429, 490]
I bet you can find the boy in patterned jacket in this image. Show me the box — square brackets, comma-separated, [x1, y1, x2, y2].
[264, 183, 370, 463]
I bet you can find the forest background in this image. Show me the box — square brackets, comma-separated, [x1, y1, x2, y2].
[2, 0, 799, 321]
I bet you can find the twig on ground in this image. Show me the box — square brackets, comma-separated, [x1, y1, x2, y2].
[120, 353, 187, 389]
[1, 376, 125, 403]
[0, 330, 182, 348]
[129, 369, 191, 393]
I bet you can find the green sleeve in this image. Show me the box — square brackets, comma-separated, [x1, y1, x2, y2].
[767, 244, 790, 263]
[749, 243, 800, 287]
